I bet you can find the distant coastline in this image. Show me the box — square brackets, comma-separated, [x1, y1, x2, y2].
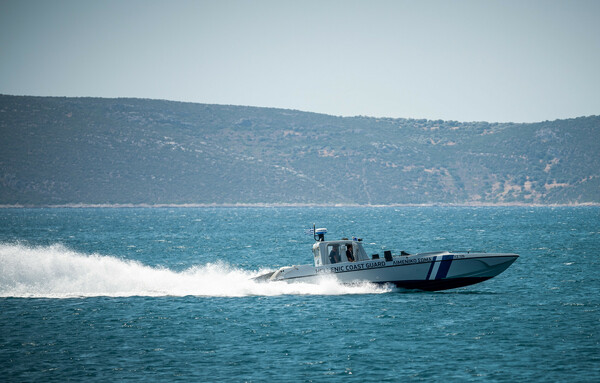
[2, 96, 599, 206]
[1, 202, 599, 208]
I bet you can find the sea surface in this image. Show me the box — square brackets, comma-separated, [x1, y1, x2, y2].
[0, 207, 598, 382]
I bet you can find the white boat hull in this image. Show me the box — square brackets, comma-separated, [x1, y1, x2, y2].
[262, 252, 518, 291]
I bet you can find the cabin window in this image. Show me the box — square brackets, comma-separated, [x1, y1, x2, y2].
[344, 244, 355, 262]
[328, 244, 341, 264]
[313, 247, 322, 266]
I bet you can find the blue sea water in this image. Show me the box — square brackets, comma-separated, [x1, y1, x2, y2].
[0, 206, 598, 382]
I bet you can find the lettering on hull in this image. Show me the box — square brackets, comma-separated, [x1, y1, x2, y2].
[316, 254, 467, 274]
[317, 260, 388, 274]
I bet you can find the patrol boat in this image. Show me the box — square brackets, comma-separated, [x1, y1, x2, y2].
[255, 228, 518, 291]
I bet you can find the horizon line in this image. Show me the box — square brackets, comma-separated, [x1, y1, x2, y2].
[2, 93, 598, 125]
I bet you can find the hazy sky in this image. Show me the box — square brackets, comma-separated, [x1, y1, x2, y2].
[1, 0, 598, 122]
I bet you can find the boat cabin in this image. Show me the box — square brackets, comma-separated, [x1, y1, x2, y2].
[312, 240, 370, 266]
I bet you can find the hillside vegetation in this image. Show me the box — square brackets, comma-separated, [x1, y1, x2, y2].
[1, 95, 598, 205]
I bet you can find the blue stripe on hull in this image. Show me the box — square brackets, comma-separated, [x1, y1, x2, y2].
[435, 254, 454, 280]
[425, 258, 436, 280]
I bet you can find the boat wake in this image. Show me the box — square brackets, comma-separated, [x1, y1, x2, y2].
[0, 243, 391, 298]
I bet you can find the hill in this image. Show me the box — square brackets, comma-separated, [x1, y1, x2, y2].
[1, 95, 598, 206]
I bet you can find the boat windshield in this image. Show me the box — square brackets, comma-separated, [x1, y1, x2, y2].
[316, 241, 368, 266]
[327, 242, 359, 263]
[313, 246, 322, 266]
[328, 244, 341, 264]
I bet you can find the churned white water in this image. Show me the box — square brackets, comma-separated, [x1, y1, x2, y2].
[0, 243, 389, 298]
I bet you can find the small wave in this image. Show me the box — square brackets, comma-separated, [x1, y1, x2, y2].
[0, 243, 390, 298]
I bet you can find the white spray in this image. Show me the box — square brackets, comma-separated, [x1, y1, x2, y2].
[0, 243, 391, 298]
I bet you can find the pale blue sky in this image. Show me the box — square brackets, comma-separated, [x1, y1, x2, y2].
[1, 0, 598, 122]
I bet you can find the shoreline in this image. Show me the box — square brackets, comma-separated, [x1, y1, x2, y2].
[1, 202, 599, 208]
